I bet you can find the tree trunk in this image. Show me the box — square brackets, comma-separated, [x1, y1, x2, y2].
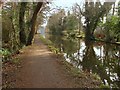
[112, 3, 115, 15]
[84, 1, 114, 41]
[26, 2, 43, 46]
[85, 29, 94, 41]
[19, 2, 27, 45]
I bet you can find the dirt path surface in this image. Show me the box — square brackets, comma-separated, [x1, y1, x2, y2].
[15, 34, 77, 88]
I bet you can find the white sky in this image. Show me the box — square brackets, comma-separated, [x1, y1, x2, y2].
[51, 0, 120, 9]
[52, 0, 83, 8]
[50, 0, 84, 11]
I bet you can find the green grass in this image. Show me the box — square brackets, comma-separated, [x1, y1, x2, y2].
[39, 35, 60, 54]
[39, 35, 53, 45]
[99, 84, 110, 88]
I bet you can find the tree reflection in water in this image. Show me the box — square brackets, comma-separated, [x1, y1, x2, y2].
[48, 34, 120, 88]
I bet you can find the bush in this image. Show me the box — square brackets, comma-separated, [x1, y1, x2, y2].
[0, 48, 11, 62]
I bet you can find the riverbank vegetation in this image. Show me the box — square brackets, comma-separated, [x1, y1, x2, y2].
[47, 1, 120, 44]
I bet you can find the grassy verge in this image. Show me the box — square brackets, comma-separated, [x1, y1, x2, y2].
[39, 35, 61, 54]
[59, 59, 104, 88]
[59, 54, 111, 88]
[39, 35, 53, 45]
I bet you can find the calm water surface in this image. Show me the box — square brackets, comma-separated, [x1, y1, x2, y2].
[45, 34, 120, 88]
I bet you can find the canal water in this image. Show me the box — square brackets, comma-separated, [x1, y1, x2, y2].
[42, 30, 120, 88]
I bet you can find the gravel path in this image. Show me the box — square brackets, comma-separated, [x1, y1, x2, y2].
[15, 34, 76, 88]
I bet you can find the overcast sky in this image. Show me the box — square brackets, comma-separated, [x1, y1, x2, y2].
[52, 0, 83, 8]
[51, 0, 119, 9]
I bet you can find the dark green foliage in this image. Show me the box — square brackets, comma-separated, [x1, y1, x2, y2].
[64, 14, 78, 31]
[104, 16, 119, 41]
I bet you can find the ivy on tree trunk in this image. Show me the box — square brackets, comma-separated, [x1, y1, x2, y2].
[19, 2, 27, 45]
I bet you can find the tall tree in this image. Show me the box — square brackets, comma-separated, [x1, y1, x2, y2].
[47, 9, 66, 35]
[72, 3, 83, 35]
[27, 2, 43, 45]
[19, 2, 27, 45]
[84, 0, 114, 40]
